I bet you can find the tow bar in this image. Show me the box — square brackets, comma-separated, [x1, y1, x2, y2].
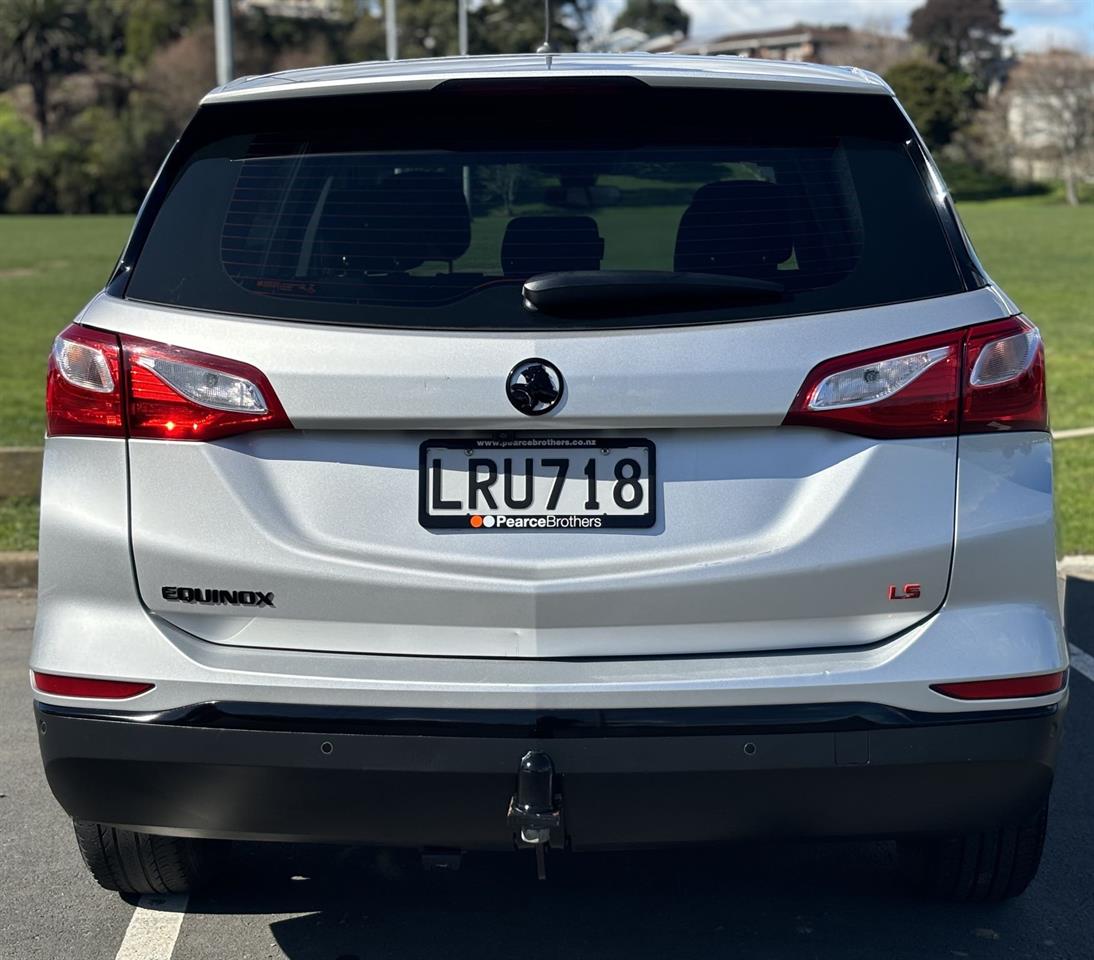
[507, 750, 561, 880]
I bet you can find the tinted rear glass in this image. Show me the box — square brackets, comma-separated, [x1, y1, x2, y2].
[125, 83, 965, 329]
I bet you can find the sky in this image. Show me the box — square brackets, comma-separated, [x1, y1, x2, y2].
[595, 0, 1094, 52]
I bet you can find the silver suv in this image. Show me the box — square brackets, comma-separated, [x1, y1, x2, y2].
[31, 54, 1067, 901]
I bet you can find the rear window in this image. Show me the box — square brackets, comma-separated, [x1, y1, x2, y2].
[124, 83, 966, 330]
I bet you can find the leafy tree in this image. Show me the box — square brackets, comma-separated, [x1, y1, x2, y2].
[473, 0, 585, 54]
[124, 0, 203, 67]
[0, 98, 36, 210]
[475, 0, 593, 53]
[346, 0, 590, 61]
[345, 10, 387, 61]
[1008, 51, 1094, 206]
[612, 0, 688, 39]
[908, 0, 1011, 89]
[885, 59, 972, 150]
[0, 0, 89, 143]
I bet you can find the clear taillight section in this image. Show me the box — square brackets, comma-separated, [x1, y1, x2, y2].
[963, 316, 1047, 433]
[135, 356, 267, 414]
[45, 324, 292, 441]
[46, 326, 125, 437]
[785, 329, 962, 439]
[808, 346, 953, 411]
[124, 335, 290, 441]
[785, 316, 1048, 439]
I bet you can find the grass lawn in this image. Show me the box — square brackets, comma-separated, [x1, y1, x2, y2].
[2, 216, 133, 447]
[0, 497, 39, 552]
[0, 196, 1091, 552]
[958, 195, 1094, 431]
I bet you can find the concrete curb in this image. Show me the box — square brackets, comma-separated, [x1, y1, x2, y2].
[0, 552, 37, 589]
[1058, 556, 1094, 581]
[0, 448, 43, 498]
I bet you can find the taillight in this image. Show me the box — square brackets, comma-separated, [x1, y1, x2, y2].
[784, 328, 962, 439]
[963, 316, 1047, 433]
[931, 671, 1066, 701]
[124, 335, 291, 441]
[46, 325, 292, 441]
[46, 325, 125, 437]
[784, 316, 1047, 439]
[32, 671, 154, 699]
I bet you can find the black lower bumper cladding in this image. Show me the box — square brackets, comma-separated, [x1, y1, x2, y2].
[35, 699, 1064, 850]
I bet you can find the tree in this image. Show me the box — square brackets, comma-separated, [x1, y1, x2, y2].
[472, 0, 591, 55]
[1008, 51, 1094, 206]
[908, 0, 1011, 90]
[885, 59, 972, 150]
[0, 0, 89, 143]
[345, 0, 590, 60]
[612, 0, 688, 40]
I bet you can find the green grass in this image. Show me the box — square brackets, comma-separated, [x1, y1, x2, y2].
[0, 497, 39, 552]
[957, 194, 1094, 431]
[1054, 438, 1094, 557]
[1, 215, 133, 448]
[0, 195, 1092, 553]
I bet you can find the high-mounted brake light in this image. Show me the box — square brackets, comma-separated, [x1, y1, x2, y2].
[45, 324, 292, 441]
[931, 671, 1066, 701]
[32, 671, 154, 699]
[784, 316, 1047, 439]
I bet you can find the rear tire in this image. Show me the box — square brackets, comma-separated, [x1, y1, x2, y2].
[72, 819, 224, 895]
[900, 801, 1048, 902]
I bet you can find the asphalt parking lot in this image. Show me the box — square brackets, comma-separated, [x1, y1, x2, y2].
[3, 582, 1093, 960]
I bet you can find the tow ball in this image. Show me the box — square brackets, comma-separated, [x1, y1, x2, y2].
[507, 750, 561, 880]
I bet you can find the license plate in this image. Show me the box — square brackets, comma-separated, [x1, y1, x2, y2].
[419, 439, 656, 531]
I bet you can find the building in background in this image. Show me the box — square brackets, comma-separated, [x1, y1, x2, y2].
[1004, 49, 1094, 200]
[595, 23, 912, 75]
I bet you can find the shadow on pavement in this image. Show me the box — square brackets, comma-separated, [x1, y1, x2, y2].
[1063, 574, 1094, 649]
[175, 576, 1094, 959]
[188, 838, 1066, 960]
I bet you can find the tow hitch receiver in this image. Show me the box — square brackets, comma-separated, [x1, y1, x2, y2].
[507, 750, 561, 880]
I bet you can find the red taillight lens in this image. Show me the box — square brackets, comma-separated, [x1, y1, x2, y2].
[931, 671, 1066, 701]
[784, 316, 1048, 439]
[46, 325, 124, 437]
[45, 326, 292, 441]
[963, 316, 1047, 433]
[784, 328, 963, 439]
[32, 671, 154, 699]
[123, 336, 291, 441]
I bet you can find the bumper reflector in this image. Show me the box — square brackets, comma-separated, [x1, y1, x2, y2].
[931, 671, 1066, 701]
[32, 672, 154, 700]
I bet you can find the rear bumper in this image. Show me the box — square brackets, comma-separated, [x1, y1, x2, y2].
[36, 699, 1065, 850]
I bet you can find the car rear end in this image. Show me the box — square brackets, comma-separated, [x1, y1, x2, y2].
[30, 56, 1066, 899]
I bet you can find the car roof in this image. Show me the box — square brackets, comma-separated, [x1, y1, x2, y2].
[201, 52, 891, 105]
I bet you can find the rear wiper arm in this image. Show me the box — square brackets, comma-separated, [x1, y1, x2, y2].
[521, 270, 784, 319]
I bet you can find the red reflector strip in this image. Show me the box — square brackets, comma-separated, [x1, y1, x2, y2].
[32, 672, 154, 700]
[931, 671, 1067, 701]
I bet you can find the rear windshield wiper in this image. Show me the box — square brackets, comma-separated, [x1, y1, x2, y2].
[521, 270, 784, 319]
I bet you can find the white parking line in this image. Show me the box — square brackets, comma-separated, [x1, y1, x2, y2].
[1069, 643, 1094, 684]
[115, 894, 188, 960]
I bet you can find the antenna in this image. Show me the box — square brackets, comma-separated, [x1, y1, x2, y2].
[536, 0, 555, 54]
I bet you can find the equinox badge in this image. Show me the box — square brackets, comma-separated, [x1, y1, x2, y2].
[162, 586, 275, 608]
